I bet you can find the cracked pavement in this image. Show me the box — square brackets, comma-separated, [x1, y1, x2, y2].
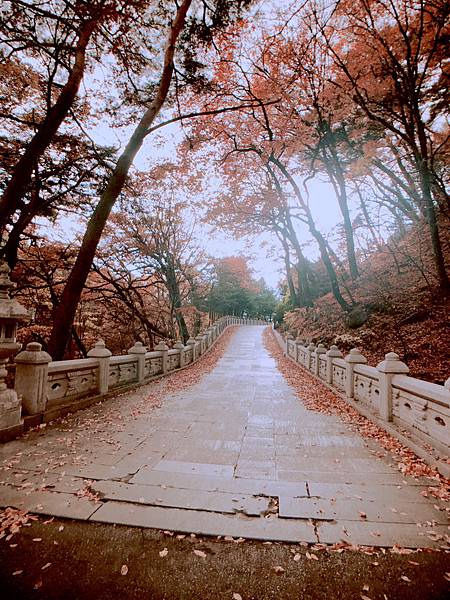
[0, 326, 448, 548]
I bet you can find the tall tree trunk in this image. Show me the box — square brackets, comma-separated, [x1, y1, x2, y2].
[280, 237, 299, 307]
[269, 155, 352, 312]
[322, 141, 359, 280]
[414, 115, 450, 291]
[0, 19, 96, 235]
[48, 0, 192, 359]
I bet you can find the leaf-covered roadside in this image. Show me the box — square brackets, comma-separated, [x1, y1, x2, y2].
[263, 327, 450, 504]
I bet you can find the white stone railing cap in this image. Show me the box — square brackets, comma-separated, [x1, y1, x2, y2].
[376, 352, 409, 374]
[15, 342, 52, 364]
[173, 341, 185, 349]
[87, 339, 112, 358]
[326, 345, 343, 358]
[128, 341, 147, 355]
[345, 348, 367, 363]
[154, 341, 169, 351]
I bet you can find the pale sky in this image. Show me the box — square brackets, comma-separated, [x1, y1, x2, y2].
[44, 0, 348, 293]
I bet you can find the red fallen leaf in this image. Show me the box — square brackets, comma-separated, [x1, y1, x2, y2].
[34, 578, 43, 590]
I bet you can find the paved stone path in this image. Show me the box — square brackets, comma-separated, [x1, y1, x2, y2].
[0, 327, 448, 547]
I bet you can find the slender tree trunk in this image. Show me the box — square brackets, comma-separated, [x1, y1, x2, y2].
[416, 153, 449, 292]
[269, 155, 352, 312]
[48, 0, 192, 359]
[322, 142, 359, 280]
[0, 19, 96, 235]
[280, 238, 299, 307]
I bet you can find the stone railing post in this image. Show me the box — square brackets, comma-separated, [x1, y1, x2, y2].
[314, 343, 327, 377]
[186, 337, 196, 361]
[154, 341, 169, 374]
[285, 333, 293, 356]
[326, 345, 343, 385]
[173, 341, 185, 368]
[295, 338, 304, 363]
[87, 339, 112, 394]
[377, 352, 409, 422]
[127, 341, 147, 383]
[306, 343, 316, 371]
[195, 334, 204, 355]
[15, 342, 52, 415]
[344, 348, 367, 400]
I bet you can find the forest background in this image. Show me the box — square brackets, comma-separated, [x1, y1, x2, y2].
[1, 0, 448, 383]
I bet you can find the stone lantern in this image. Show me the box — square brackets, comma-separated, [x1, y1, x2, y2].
[0, 262, 30, 436]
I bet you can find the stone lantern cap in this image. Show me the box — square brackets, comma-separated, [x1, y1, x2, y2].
[0, 262, 30, 322]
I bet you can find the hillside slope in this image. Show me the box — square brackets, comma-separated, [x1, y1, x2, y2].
[282, 226, 450, 384]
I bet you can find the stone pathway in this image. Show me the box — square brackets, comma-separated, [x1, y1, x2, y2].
[0, 327, 448, 548]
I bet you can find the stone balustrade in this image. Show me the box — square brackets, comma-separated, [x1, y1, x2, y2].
[282, 335, 450, 460]
[0, 316, 265, 441]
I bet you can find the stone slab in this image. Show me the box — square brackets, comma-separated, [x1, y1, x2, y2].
[91, 480, 270, 516]
[278, 496, 448, 525]
[274, 457, 397, 473]
[129, 469, 308, 497]
[316, 519, 449, 549]
[152, 460, 234, 478]
[308, 482, 431, 503]
[0, 485, 100, 520]
[91, 501, 318, 542]
[275, 470, 421, 485]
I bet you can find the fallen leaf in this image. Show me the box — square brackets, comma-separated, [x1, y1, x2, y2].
[233, 594, 242, 600]
[363, 585, 369, 591]
[159, 548, 168, 557]
[293, 553, 301, 561]
[359, 512, 367, 520]
[58, 525, 64, 532]
[360, 596, 372, 600]
[272, 566, 285, 574]
[41, 562, 51, 570]
[12, 570, 23, 576]
[32, 538, 42, 542]
[121, 565, 128, 576]
[306, 552, 318, 560]
[400, 575, 411, 582]
[193, 549, 207, 558]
